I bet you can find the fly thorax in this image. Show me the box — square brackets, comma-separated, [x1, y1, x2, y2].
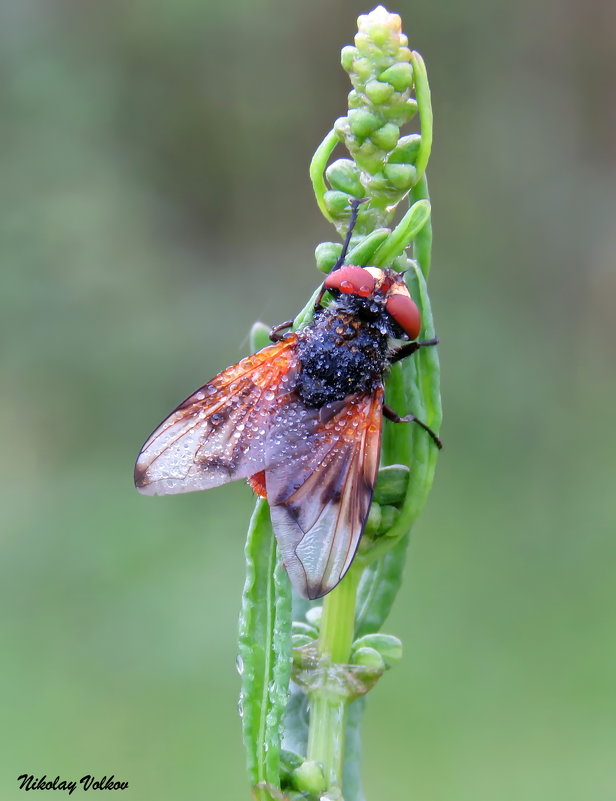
[295, 304, 390, 408]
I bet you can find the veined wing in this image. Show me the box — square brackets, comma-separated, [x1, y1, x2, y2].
[265, 386, 384, 599]
[134, 336, 299, 495]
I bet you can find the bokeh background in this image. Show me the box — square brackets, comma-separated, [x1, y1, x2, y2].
[2, 1, 615, 799]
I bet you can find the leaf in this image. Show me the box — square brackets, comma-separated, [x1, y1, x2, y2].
[355, 534, 410, 637]
[342, 698, 367, 801]
[239, 499, 292, 799]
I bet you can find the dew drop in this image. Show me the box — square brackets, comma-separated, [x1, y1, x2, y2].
[236, 654, 244, 675]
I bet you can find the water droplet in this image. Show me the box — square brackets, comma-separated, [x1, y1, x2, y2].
[236, 654, 244, 675]
[237, 696, 244, 718]
[206, 385, 217, 395]
[211, 414, 222, 426]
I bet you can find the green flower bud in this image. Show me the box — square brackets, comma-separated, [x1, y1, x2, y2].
[291, 760, 327, 797]
[352, 646, 386, 673]
[305, 605, 323, 628]
[373, 464, 410, 505]
[353, 32, 370, 54]
[379, 504, 399, 533]
[371, 122, 400, 151]
[354, 139, 386, 173]
[364, 501, 382, 537]
[357, 7, 403, 49]
[388, 133, 422, 165]
[348, 108, 382, 140]
[368, 21, 391, 47]
[280, 749, 303, 783]
[292, 633, 315, 650]
[365, 170, 390, 193]
[326, 158, 364, 197]
[353, 633, 403, 667]
[379, 61, 413, 92]
[348, 89, 364, 109]
[323, 190, 352, 217]
[315, 241, 342, 273]
[382, 97, 418, 127]
[249, 321, 271, 352]
[351, 55, 373, 82]
[340, 45, 358, 72]
[291, 621, 318, 638]
[365, 79, 395, 104]
[377, 127, 403, 155]
[383, 162, 417, 190]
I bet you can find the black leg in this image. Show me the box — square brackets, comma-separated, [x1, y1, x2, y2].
[383, 403, 443, 449]
[330, 197, 367, 273]
[269, 319, 294, 342]
[314, 198, 368, 312]
[390, 337, 439, 364]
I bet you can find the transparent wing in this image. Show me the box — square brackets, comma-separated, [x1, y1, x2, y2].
[265, 387, 384, 599]
[134, 336, 299, 495]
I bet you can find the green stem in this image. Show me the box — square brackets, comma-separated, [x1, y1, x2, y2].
[306, 566, 360, 791]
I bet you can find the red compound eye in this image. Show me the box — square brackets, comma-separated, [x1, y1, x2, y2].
[386, 293, 421, 339]
[325, 265, 375, 297]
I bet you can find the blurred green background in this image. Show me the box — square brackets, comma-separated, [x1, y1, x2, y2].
[2, 1, 614, 799]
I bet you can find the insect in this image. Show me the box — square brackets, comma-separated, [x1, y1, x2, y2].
[134, 201, 441, 599]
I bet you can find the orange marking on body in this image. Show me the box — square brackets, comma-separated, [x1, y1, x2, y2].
[248, 471, 267, 498]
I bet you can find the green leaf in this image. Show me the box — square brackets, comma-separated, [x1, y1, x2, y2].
[409, 51, 432, 184]
[342, 699, 367, 801]
[355, 535, 410, 636]
[238, 500, 292, 799]
[371, 199, 431, 267]
[352, 633, 403, 667]
[345, 228, 390, 266]
[249, 321, 271, 352]
[282, 685, 310, 763]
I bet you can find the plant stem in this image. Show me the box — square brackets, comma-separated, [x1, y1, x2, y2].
[306, 566, 360, 792]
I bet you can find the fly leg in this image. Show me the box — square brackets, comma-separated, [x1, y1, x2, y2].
[330, 197, 368, 273]
[315, 197, 368, 310]
[390, 337, 439, 364]
[383, 403, 443, 449]
[269, 319, 294, 342]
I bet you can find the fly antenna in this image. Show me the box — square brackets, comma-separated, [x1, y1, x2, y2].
[330, 197, 368, 273]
